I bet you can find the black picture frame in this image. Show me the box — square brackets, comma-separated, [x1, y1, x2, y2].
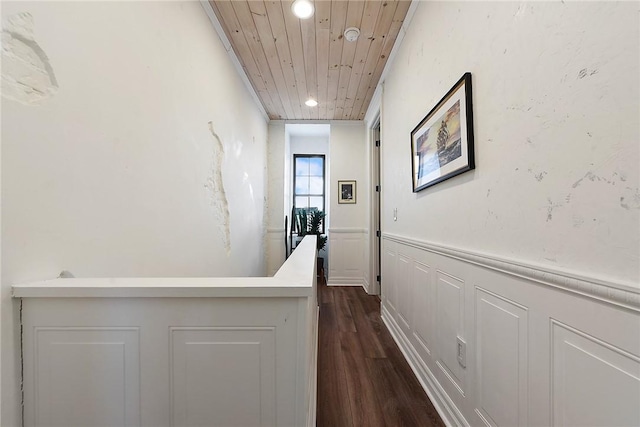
[411, 72, 475, 192]
[338, 180, 356, 204]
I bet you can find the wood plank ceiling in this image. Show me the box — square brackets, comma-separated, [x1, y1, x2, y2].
[210, 0, 412, 120]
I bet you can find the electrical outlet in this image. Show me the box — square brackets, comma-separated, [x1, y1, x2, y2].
[457, 336, 466, 368]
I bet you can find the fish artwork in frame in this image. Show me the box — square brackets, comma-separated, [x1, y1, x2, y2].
[411, 72, 475, 192]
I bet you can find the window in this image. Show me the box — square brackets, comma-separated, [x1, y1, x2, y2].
[293, 154, 325, 232]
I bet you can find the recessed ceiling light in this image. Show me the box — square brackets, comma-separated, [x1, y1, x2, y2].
[305, 98, 318, 107]
[291, 0, 314, 19]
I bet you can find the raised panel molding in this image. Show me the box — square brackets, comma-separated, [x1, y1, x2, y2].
[396, 253, 412, 332]
[170, 327, 277, 427]
[32, 327, 140, 427]
[435, 271, 465, 397]
[411, 261, 434, 359]
[328, 229, 365, 286]
[475, 288, 528, 427]
[382, 243, 397, 313]
[551, 321, 640, 427]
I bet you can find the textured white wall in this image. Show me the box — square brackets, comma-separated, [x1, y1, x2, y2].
[330, 122, 368, 228]
[266, 123, 286, 274]
[326, 122, 368, 286]
[267, 122, 286, 231]
[1, 2, 267, 424]
[381, 1, 639, 287]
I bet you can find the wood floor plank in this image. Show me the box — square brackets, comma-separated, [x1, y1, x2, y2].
[366, 358, 425, 427]
[335, 287, 357, 332]
[317, 298, 353, 426]
[318, 279, 334, 305]
[346, 288, 387, 358]
[340, 331, 386, 427]
[317, 279, 445, 427]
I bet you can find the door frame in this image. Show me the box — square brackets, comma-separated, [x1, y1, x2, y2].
[367, 112, 382, 295]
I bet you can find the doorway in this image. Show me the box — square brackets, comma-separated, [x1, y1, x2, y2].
[372, 120, 382, 294]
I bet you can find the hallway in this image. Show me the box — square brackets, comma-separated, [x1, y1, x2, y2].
[316, 280, 445, 427]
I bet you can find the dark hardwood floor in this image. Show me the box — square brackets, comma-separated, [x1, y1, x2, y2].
[316, 280, 445, 427]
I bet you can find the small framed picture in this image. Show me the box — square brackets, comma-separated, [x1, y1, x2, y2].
[411, 72, 475, 192]
[338, 180, 356, 204]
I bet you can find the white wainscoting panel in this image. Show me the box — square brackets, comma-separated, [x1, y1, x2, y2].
[435, 271, 466, 398]
[380, 232, 640, 427]
[170, 327, 276, 427]
[551, 321, 640, 427]
[396, 253, 412, 333]
[411, 261, 434, 360]
[32, 327, 140, 427]
[363, 230, 372, 294]
[328, 228, 365, 286]
[382, 239, 397, 313]
[475, 288, 528, 427]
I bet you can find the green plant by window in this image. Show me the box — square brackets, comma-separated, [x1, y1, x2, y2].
[294, 208, 327, 251]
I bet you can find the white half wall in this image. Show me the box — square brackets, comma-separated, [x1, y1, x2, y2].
[1, 2, 268, 425]
[381, 1, 639, 287]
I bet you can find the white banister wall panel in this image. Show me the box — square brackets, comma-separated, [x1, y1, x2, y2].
[381, 233, 640, 427]
[16, 236, 318, 427]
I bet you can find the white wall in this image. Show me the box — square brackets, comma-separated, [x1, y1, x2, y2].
[328, 122, 368, 286]
[266, 122, 286, 275]
[381, 1, 639, 287]
[329, 122, 367, 228]
[1, 2, 268, 425]
[378, 1, 640, 425]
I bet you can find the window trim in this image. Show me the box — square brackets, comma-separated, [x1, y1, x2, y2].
[293, 154, 326, 234]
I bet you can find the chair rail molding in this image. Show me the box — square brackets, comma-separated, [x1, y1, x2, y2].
[383, 232, 640, 312]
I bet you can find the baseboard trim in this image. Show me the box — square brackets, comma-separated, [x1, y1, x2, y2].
[381, 307, 468, 427]
[327, 277, 363, 287]
[383, 232, 640, 312]
[362, 277, 371, 294]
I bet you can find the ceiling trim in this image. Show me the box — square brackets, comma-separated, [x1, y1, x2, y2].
[199, 0, 269, 122]
[364, 0, 420, 124]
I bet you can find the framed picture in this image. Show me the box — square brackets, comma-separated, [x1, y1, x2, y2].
[338, 180, 356, 204]
[411, 72, 475, 192]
